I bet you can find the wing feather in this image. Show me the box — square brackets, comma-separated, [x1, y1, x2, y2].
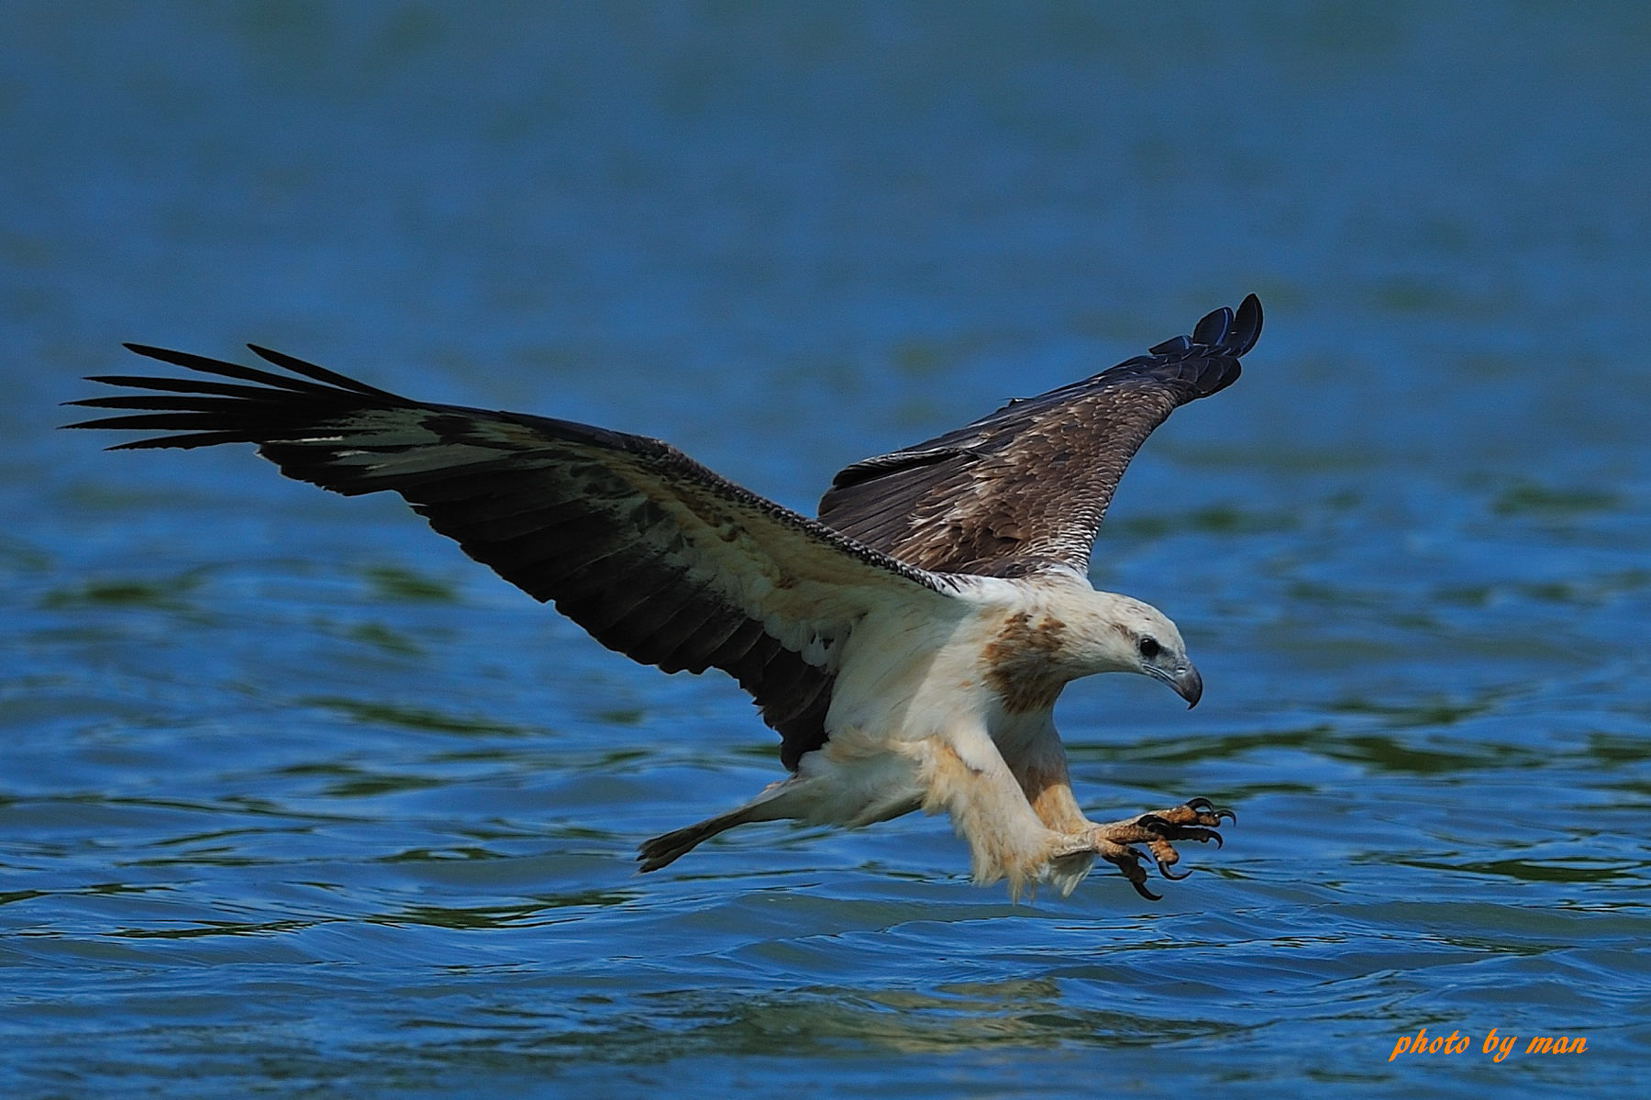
[67, 346, 962, 770]
[818, 295, 1262, 575]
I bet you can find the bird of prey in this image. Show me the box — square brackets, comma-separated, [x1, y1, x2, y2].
[67, 294, 1260, 900]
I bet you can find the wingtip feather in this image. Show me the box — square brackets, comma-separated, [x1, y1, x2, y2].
[1172, 294, 1264, 359]
[1190, 305, 1233, 347]
[1232, 294, 1263, 355]
[245, 343, 400, 398]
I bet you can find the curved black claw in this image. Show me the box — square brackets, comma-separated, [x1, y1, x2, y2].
[1099, 845, 1163, 901]
[1186, 797, 1237, 825]
[1156, 859, 1193, 881]
[1175, 827, 1222, 850]
[1130, 875, 1163, 902]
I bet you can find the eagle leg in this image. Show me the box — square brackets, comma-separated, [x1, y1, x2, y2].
[1073, 798, 1235, 900]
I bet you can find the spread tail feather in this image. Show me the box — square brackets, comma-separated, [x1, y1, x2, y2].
[636, 806, 761, 871]
[636, 777, 809, 871]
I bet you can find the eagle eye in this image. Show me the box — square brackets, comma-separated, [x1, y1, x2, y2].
[1137, 636, 1161, 660]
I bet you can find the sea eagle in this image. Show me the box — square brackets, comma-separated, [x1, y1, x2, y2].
[67, 294, 1260, 899]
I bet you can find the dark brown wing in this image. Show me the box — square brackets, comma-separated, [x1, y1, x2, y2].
[817, 295, 1262, 576]
[66, 345, 960, 770]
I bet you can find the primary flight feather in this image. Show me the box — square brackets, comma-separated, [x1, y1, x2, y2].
[67, 294, 1260, 899]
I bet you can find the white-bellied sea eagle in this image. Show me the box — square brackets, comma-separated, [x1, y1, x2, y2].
[67, 295, 1261, 899]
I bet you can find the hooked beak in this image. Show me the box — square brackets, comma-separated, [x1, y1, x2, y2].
[1147, 663, 1203, 708]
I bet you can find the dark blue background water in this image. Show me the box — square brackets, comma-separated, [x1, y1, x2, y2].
[4, 3, 1648, 1095]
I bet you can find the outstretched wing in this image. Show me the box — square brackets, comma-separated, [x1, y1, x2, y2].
[817, 295, 1262, 576]
[66, 346, 961, 770]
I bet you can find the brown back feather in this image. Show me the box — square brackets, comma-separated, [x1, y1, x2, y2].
[818, 295, 1262, 576]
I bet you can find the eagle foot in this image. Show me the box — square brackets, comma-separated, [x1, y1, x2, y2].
[1086, 798, 1234, 901]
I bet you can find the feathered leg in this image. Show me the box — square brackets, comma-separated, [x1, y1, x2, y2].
[1004, 731, 1098, 896]
[913, 730, 1070, 900]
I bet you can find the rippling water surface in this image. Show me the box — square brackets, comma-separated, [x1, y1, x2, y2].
[4, 4, 1649, 1095]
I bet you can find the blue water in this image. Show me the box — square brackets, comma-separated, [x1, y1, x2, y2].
[4, 3, 1649, 1095]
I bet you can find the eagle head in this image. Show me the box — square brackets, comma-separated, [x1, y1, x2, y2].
[1071, 590, 1203, 707]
